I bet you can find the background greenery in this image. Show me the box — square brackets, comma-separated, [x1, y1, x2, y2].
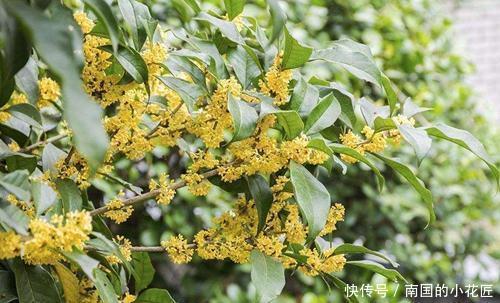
[99, 0, 498, 302]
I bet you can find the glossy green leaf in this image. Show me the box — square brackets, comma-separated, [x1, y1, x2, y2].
[83, 0, 120, 52]
[282, 28, 312, 70]
[0, 170, 30, 201]
[101, 45, 148, 85]
[346, 260, 407, 283]
[290, 77, 319, 118]
[304, 93, 341, 134]
[196, 13, 244, 44]
[398, 124, 432, 164]
[329, 143, 384, 191]
[7, 103, 42, 129]
[334, 243, 398, 267]
[227, 46, 261, 89]
[31, 169, 58, 215]
[0, 205, 29, 235]
[10, 259, 63, 303]
[373, 154, 434, 226]
[157, 76, 205, 113]
[381, 73, 397, 115]
[307, 138, 333, 157]
[311, 39, 381, 85]
[54, 263, 80, 303]
[228, 94, 258, 141]
[266, 0, 286, 44]
[62, 249, 100, 280]
[15, 57, 39, 104]
[247, 174, 273, 234]
[274, 111, 304, 139]
[290, 161, 330, 241]
[224, 0, 245, 20]
[136, 288, 175, 303]
[425, 123, 499, 186]
[132, 252, 155, 294]
[55, 178, 83, 213]
[373, 116, 396, 133]
[250, 250, 285, 303]
[93, 269, 119, 303]
[0, 269, 17, 303]
[118, 0, 154, 50]
[42, 143, 66, 172]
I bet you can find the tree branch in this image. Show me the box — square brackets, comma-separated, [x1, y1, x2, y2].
[19, 133, 69, 153]
[89, 168, 219, 217]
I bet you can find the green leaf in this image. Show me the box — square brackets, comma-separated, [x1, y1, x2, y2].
[7, 103, 42, 129]
[290, 77, 319, 118]
[164, 56, 206, 90]
[10, 259, 63, 303]
[334, 243, 398, 267]
[402, 97, 430, 118]
[101, 45, 148, 85]
[135, 288, 175, 303]
[62, 249, 99, 280]
[157, 76, 205, 114]
[266, 0, 286, 44]
[83, 0, 120, 52]
[250, 250, 285, 303]
[304, 93, 341, 134]
[346, 260, 407, 283]
[42, 143, 66, 172]
[329, 143, 384, 191]
[381, 74, 397, 115]
[93, 268, 119, 303]
[274, 111, 304, 139]
[55, 178, 83, 213]
[196, 13, 244, 44]
[373, 154, 434, 226]
[132, 252, 155, 294]
[373, 116, 396, 133]
[0, 269, 17, 303]
[224, 0, 245, 20]
[398, 125, 432, 164]
[359, 98, 389, 127]
[307, 138, 333, 157]
[290, 161, 330, 241]
[15, 57, 39, 104]
[227, 46, 261, 89]
[0, 170, 30, 201]
[31, 169, 58, 215]
[54, 263, 80, 303]
[247, 174, 273, 234]
[0, 205, 29, 235]
[6, 1, 109, 170]
[311, 39, 381, 86]
[228, 94, 258, 141]
[118, 0, 154, 50]
[282, 28, 312, 70]
[425, 123, 499, 186]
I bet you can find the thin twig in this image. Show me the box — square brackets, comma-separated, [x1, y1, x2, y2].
[19, 133, 69, 153]
[89, 168, 219, 217]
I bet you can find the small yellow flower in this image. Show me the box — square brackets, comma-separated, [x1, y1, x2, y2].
[0, 231, 22, 259]
[161, 235, 194, 264]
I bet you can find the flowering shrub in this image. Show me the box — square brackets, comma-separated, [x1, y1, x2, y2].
[0, 0, 497, 302]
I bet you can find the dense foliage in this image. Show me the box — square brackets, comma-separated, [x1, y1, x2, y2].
[0, 0, 497, 302]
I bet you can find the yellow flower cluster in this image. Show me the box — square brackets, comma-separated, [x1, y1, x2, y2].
[187, 77, 241, 148]
[104, 194, 134, 224]
[259, 53, 293, 105]
[106, 235, 132, 265]
[339, 126, 387, 164]
[38, 77, 60, 108]
[122, 292, 137, 303]
[53, 152, 91, 189]
[6, 194, 35, 218]
[181, 172, 212, 196]
[319, 203, 345, 236]
[0, 231, 22, 259]
[79, 277, 99, 303]
[161, 234, 194, 264]
[0, 211, 93, 265]
[218, 116, 328, 182]
[177, 182, 346, 276]
[297, 248, 346, 276]
[0, 92, 28, 123]
[149, 173, 176, 204]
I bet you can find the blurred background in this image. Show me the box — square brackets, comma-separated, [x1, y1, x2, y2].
[92, 0, 500, 302]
